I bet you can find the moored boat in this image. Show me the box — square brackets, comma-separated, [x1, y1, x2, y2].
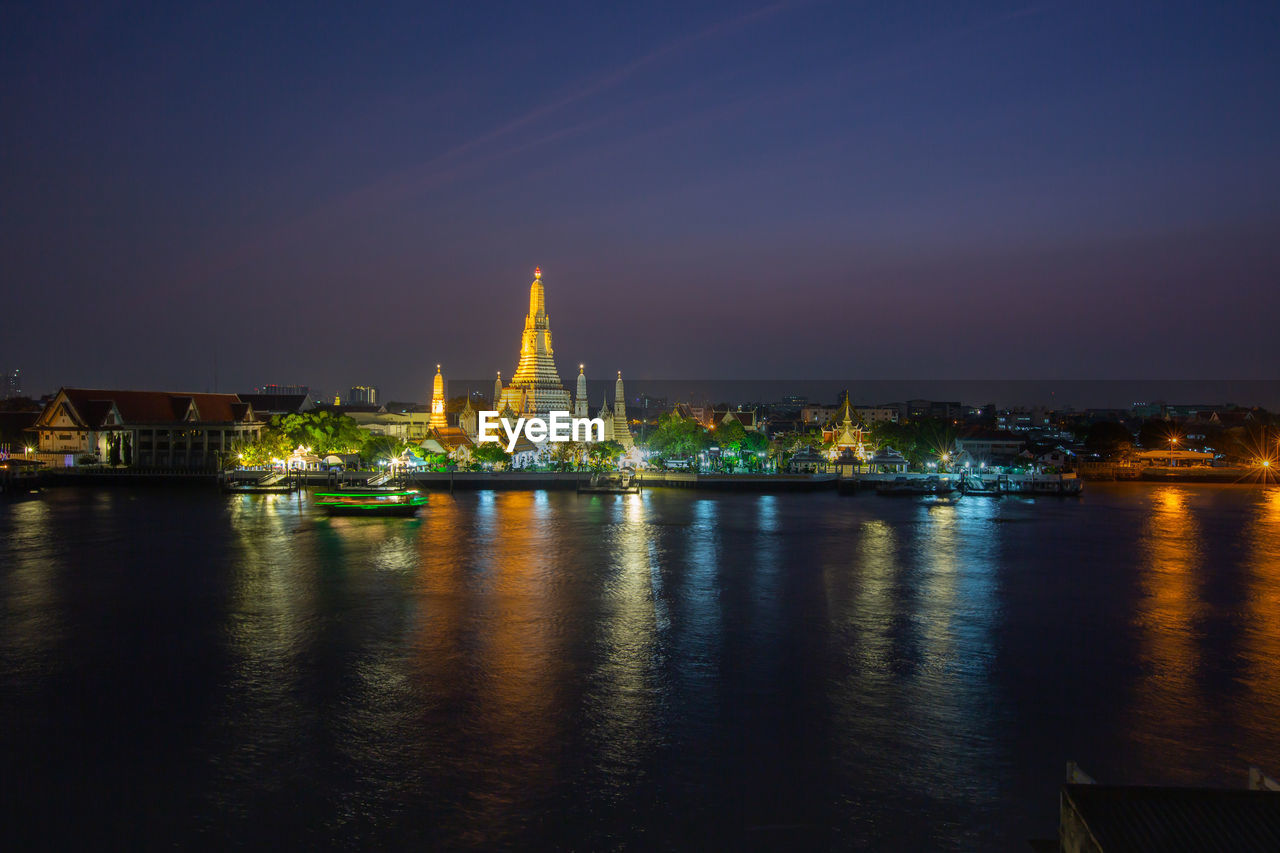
[578, 470, 641, 494]
[960, 475, 1002, 496]
[876, 475, 956, 496]
[314, 489, 427, 516]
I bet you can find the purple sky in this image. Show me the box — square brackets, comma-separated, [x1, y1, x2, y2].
[3, 1, 1279, 401]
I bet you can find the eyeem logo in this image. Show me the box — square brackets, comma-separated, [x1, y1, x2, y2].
[478, 411, 604, 452]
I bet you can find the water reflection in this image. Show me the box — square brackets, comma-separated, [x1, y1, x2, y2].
[587, 493, 661, 796]
[0, 499, 61, 675]
[1129, 486, 1208, 779]
[1240, 487, 1280, 759]
[825, 496, 1003, 844]
[9, 484, 1280, 848]
[462, 491, 564, 843]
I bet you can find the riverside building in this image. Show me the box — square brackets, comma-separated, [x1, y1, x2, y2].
[32, 388, 262, 469]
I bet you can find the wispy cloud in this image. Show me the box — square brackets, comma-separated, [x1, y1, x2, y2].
[177, 1, 811, 288]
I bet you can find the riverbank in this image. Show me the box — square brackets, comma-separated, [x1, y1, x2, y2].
[23, 467, 1276, 492]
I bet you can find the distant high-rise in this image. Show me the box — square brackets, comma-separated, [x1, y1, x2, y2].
[348, 385, 379, 405]
[3, 369, 19, 399]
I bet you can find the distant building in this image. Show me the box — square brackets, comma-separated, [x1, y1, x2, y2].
[905, 399, 963, 421]
[956, 429, 1026, 466]
[238, 392, 316, 418]
[855, 405, 898, 424]
[800, 404, 835, 424]
[347, 385, 379, 405]
[33, 388, 262, 468]
[710, 407, 759, 432]
[254, 383, 309, 396]
[3, 369, 19, 400]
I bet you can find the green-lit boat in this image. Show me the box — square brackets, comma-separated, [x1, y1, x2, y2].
[314, 489, 427, 517]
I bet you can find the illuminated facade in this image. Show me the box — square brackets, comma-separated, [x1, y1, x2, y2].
[824, 391, 868, 461]
[500, 267, 571, 417]
[429, 365, 447, 429]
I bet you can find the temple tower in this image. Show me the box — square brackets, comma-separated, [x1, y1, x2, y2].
[429, 364, 447, 429]
[597, 396, 614, 438]
[492, 372, 503, 409]
[574, 364, 588, 418]
[612, 371, 633, 448]
[501, 267, 571, 417]
[459, 397, 477, 440]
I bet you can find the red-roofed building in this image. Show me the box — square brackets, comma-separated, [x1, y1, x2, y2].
[33, 388, 262, 468]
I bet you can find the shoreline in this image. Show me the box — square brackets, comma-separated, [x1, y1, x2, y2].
[15, 468, 1276, 492]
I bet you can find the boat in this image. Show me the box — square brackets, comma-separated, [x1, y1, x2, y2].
[959, 475, 1001, 496]
[314, 489, 427, 516]
[1001, 473, 1083, 496]
[223, 471, 297, 494]
[875, 475, 956, 496]
[578, 470, 641, 494]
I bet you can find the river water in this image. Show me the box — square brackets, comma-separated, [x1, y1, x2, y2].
[2, 484, 1279, 849]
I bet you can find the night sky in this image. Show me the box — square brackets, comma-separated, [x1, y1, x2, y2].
[3, 1, 1279, 401]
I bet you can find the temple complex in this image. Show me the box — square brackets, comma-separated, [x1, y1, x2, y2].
[428, 268, 634, 458]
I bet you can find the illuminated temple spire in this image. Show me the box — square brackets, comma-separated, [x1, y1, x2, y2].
[574, 364, 588, 418]
[502, 266, 570, 417]
[612, 371, 633, 448]
[429, 364, 447, 428]
[493, 371, 503, 409]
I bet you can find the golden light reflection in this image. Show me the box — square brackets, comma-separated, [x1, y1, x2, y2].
[1239, 486, 1280, 748]
[454, 490, 565, 842]
[0, 499, 60, 666]
[589, 492, 661, 779]
[1130, 486, 1207, 778]
[849, 518, 898, 686]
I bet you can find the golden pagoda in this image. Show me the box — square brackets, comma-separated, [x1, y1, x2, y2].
[429, 364, 447, 429]
[501, 267, 571, 417]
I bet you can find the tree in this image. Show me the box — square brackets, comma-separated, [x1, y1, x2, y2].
[643, 412, 709, 459]
[1084, 421, 1134, 458]
[422, 451, 452, 472]
[273, 410, 367, 455]
[1138, 418, 1179, 450]
[474, 443, 511, 469]
[361, 435, 414, 468]
[712, 419, 746, 450]
[551, 440, 585, 471]
[107, 434, 122, 467]
[587, 440, 624, 471]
